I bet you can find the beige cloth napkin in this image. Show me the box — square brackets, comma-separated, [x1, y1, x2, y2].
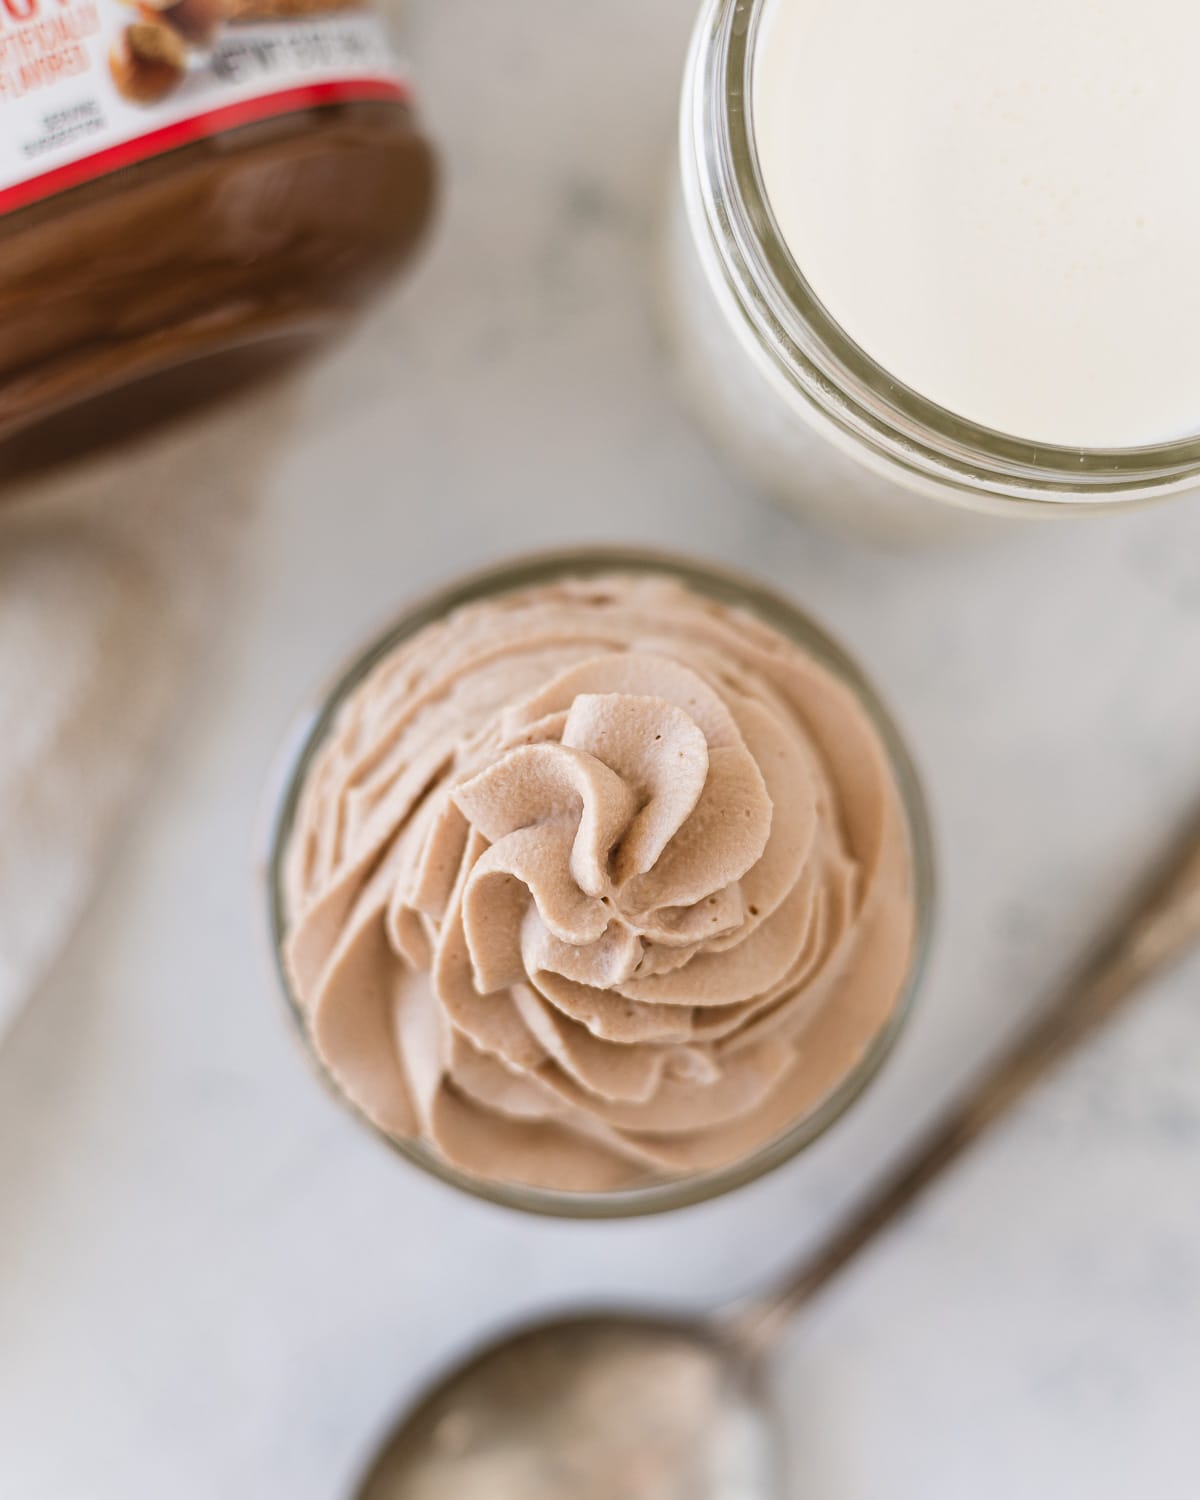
[0, 389, 288, 1041]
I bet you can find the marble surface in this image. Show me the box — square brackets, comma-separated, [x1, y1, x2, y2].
[3, 2, 1200, 1496]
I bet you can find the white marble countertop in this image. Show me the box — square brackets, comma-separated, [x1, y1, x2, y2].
[3, 2, 1200, 1496]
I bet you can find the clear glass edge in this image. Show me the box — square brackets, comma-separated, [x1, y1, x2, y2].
[688, 0, 1200, 508]
[261, 545, 937, 1220]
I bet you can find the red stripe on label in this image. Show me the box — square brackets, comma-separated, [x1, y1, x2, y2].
[0, 77, 408, 216]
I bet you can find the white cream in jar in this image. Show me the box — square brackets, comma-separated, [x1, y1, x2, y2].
[667, 0, 1200, 535]
[753, 0, 1200, 450]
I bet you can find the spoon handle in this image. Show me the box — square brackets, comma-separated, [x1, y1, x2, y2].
[736, 806, 1200, 1353]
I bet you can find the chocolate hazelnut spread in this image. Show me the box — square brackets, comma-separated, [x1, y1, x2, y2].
[281, 572, 918, 1193]
[0, 0, 434, 477]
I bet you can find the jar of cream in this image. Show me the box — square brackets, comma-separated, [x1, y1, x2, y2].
[666, 0, 1200, 536]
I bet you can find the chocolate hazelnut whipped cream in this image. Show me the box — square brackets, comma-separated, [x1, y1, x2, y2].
[283, 573, 916, 1192]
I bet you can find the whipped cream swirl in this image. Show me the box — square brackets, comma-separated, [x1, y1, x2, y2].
[283, 572, 916, 1191]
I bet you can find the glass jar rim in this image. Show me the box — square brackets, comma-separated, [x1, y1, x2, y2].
[262, 546, 937, 1219]
[687, 0, 1200, 509]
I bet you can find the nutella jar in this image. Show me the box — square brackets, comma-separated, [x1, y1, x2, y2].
[0, 0, 434, 475]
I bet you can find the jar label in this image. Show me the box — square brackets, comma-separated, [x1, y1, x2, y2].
[0, 0, 408, 215]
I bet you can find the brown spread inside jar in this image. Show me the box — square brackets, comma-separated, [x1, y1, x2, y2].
[0, 0, 435, 480]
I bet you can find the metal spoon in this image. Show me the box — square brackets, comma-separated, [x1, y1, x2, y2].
[354, 812, 1200, 1500]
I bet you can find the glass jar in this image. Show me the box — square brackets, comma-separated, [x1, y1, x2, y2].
[0, 0, 435, 482]
[664, 0, 1200, 539]
[263, 548, 935, 1218]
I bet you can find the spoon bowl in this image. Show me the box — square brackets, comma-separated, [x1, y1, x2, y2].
[355, 1312, 781, 1500]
